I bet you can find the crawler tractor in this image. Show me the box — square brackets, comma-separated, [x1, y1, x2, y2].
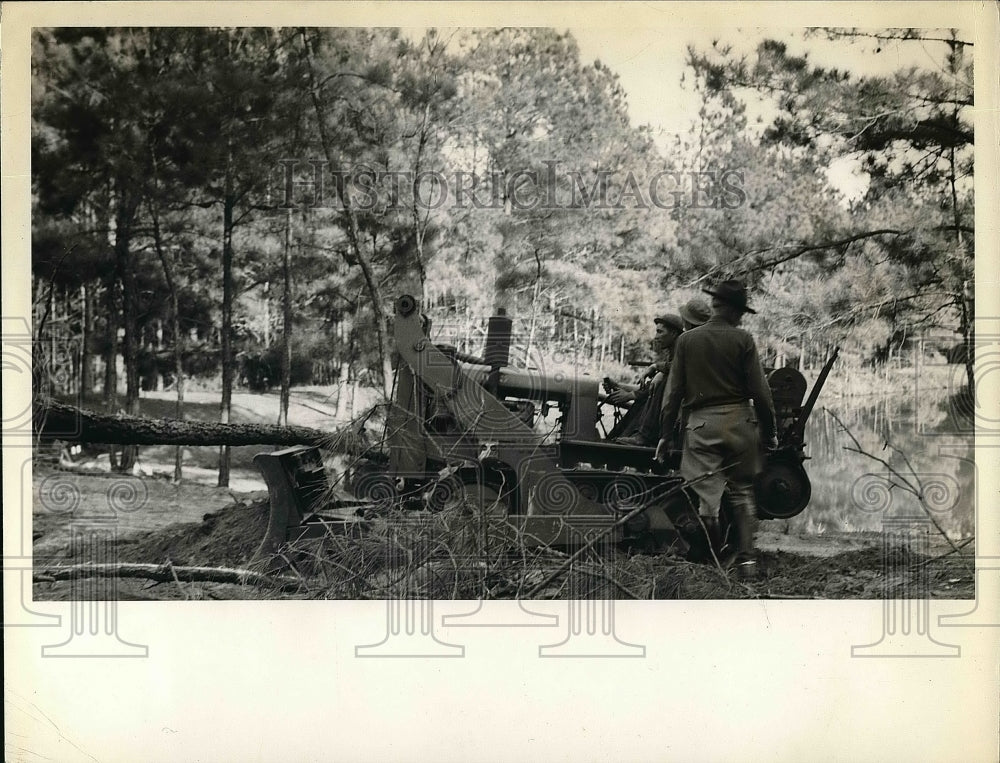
[251, 295, 838, 566]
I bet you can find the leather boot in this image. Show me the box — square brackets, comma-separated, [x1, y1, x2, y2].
[734, 554, 759, 582]
[683, 516, 715, 563]
[728, 486, 760, 581]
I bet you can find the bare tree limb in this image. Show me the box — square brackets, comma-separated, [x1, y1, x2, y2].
[685, 229, 906, 287]
[824, 408, 972, 568]
[34, 562, 304, 592]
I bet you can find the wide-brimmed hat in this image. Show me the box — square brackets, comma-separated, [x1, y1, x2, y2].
[653, 313, 684, 333]
[703, 279, 757, 314]
[679, 298, 711, 327]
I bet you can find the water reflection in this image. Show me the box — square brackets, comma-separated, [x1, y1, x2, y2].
[796, 391, 974, 539]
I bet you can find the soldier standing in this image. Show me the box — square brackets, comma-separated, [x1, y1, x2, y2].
[654, 280, 777, 581]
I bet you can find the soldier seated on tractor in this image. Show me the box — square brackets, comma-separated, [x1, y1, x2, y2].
[605, 299, 711, 447]
[605, 312, 676, 390]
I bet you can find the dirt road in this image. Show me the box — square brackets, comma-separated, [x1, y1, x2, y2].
[31, 466, 266, 562]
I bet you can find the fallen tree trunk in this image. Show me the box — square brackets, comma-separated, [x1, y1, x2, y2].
[34, 562, 303, 592]
[34, 399, 349, 450]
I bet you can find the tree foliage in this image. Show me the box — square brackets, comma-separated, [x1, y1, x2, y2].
[680, 29, 973, 384]
[31, 26, 977, 483]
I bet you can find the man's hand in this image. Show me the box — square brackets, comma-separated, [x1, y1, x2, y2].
[765, 434, 779, 452]
[607, 389, 635, 406]
[654, 438, 670, 463]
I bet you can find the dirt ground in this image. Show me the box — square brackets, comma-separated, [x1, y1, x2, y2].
[30, 465, 975, 601]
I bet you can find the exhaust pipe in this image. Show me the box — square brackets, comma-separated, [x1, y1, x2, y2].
[484, 308, 513, 395]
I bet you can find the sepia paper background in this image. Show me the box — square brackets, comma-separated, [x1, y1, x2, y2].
[4, 2, 998, 761]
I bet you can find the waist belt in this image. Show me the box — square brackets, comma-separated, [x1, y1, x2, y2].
[687, 400, 751, 413]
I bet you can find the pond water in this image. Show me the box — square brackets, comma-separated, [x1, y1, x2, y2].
[794, 389, 974, 539]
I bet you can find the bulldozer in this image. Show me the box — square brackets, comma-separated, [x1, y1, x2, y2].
[251, 294, 838, 567]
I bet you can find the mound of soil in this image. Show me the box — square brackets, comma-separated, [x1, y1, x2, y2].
[115, 498, 271, 568]
[35, 492, 976, 601]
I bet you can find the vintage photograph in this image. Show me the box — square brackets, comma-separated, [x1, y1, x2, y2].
[29, 25, 976, 602]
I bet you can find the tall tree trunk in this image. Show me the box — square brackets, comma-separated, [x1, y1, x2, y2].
[957, 284, 974, 396]
[115, 191, 140, 473]
[279, 208, 293, 427]
[219, 191, 235, 487]
[409, 101, 431, 295]
[334, 316, 352, 421]
[44, 282, 57, 392]
[946, 37, 974, 399]
[588, 308, 596, 361]
[300, 30, 392, 399]
[104, 284, 118, 400]
[525, 296, 538, 367]
[150, 200, 186, 483]
[599, 317, 608, 368]
[263, 280, 271, 347]
[948, 148, 974, 399]
[524, 251, 542, 365]
[171, 299, 185, 481]
[103, 269, 120, 470]
[80, 283, 93, 400]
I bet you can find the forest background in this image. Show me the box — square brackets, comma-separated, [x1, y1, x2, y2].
[31, 26, 974, 493]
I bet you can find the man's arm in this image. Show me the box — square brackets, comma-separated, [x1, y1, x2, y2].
[655, 341, 685, 461]
[745, 337, 777, 447]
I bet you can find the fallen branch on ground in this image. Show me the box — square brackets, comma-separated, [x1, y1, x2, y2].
[34, 562, 304, 592]
[910, 536, 975, 568]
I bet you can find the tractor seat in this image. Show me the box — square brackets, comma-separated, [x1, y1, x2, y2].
[558, 438, 667, 472]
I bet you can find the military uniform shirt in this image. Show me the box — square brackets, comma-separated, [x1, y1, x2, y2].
[660, 315, 777, 440]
